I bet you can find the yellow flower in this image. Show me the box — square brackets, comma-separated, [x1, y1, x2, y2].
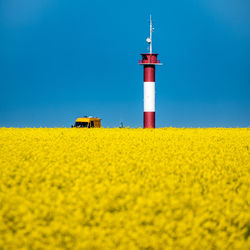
[0, 127, 249, 249]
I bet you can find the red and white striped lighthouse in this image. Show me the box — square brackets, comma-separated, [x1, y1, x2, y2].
[139, 15, 162, 128]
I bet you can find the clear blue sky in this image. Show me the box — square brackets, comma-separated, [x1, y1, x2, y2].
[1, 0, 249, 127]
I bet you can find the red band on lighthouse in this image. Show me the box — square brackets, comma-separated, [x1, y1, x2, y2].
[144, 112, 155, 128]
[144, 65, 155, 82]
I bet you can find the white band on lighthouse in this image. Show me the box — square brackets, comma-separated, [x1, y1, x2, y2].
[144, 81, 155, 112]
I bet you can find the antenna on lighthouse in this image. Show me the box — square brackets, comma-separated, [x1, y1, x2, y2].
[146, 14, 154, 54]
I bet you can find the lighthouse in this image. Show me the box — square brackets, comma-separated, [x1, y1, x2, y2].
[139, 15, 162, 128]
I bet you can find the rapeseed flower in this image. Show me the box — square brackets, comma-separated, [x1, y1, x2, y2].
[0, 128, 249, 249]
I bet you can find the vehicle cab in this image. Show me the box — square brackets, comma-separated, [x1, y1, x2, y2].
[72, 117, 101, 128]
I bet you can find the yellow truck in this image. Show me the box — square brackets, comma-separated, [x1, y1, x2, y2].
[72, 117, 101, 128]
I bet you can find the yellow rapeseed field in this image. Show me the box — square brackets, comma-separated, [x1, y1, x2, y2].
[0, 128, 249, 249]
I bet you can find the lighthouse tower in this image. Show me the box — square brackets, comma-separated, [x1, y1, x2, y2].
[139, 15, 162, 128]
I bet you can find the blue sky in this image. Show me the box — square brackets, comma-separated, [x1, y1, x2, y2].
[0, 0, 249, 127]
